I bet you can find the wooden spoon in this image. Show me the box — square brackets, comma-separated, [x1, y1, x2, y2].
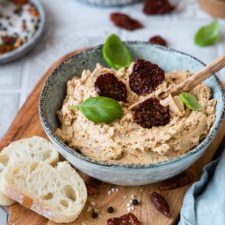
[129, 54, 225, 110]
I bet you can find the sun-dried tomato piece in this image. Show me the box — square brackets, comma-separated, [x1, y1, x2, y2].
[150, 192, 171, 217]
[86, 178, 101, 196]
[95, 73, 127, 102]
[149, 35, 167, 47]
[144, 0, 175, 15]
[110, 12, 143, 31]
[129, 59, 165, 96]
[159, 171, 194, 190]
[133, 98, 170, 128]
[107, 213, 141, 225]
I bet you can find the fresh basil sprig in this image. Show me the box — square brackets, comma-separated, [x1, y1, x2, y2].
[103, 34, 133, 70]
[195, 21, 220, 47]
[70, 96, 123, 123]
[179, 92, 202, 111]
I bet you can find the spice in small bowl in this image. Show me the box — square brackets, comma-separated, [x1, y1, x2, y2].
[0, 0, 41, 55]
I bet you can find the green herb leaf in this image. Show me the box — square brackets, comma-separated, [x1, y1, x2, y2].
[71, 96, 123, 123]
[179, 92, 202, 111]
[194, 20, 220, 47]
[103, 34, 133, 70]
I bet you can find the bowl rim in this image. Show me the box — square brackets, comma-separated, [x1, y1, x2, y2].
[39, 41, 225, 169]
[76, 0, 143, 7]
[0, 0, 46, 64]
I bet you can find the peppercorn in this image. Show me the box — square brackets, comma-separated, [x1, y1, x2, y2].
[107, 206, 114, 213]
[91, 211, 98, 219]
[132, 199, 139, 206]
[35, 24, 39, 29]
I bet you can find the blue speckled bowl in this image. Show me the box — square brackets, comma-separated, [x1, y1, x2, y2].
[0, 0, 46, 64]
[39, 42, 225, 186]
[76, 0, 143, 7]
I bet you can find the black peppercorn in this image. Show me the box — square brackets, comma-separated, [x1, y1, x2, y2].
[91, 211, 98, 219]
[132, 199, 139, 206]
[107, 206, 114, 213]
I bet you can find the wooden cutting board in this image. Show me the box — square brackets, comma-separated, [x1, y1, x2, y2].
[1, 50, 225, 225]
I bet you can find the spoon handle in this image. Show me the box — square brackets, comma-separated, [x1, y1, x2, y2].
[170, 54, 225, 96]
[129, 54, 225, 110]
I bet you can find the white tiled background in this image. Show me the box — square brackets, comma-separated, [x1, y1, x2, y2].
[0, 0, 225, 223]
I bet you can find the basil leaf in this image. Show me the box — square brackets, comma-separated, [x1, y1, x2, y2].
[195, 21, 220, 47]
[103, 34, 133, 70]
[179, 92, 202, 111]
[71, 96, 123, 123]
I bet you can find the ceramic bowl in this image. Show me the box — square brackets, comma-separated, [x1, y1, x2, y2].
[0, 0, 46, 64]
[39, 42, 225, 186]
[76, 0, 143, 7]
[198, 0, 225, 18]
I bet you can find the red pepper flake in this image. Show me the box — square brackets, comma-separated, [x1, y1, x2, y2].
[144, 0, 175, 15]
[0, 45, 15, 54]
[149, 35, 167, 47]
[107, 213, 141, 225]
[10, 0, 28, 4]
[14, 38, 24, 48]
[110, 12, 143, 31]
[28, 5, 40, 17]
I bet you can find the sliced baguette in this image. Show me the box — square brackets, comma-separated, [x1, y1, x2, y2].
[1, 160, 87, 223]
[0, 136, 59, 206]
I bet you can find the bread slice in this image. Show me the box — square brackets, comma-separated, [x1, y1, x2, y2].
[1, 160, 87, 223]
[0, 136, 59, 206]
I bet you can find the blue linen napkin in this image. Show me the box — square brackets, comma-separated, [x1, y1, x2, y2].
[178, 145, 225, 225]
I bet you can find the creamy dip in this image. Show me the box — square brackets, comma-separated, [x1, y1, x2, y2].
[56, 64, 216, 165]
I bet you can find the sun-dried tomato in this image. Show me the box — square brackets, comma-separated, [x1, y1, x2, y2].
[85, 178, 101, 196]
[150, 192, 171, 217]
[107, 213, 141, 225]
[133, 98, 170, 128]
[149, 35, 167, 47]
[129, 59, 165, 96]
[95, 73, 127, 102]
[159, 171, 194, 190]
[110, 12, 143, 31]
[144, 0, 175, 15]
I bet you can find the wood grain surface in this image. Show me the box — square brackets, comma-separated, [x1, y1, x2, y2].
[0, 50, 224, 225]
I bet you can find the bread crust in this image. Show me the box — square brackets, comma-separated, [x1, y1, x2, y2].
[1, 160, 87, 223]
[0, 136, 59, 206]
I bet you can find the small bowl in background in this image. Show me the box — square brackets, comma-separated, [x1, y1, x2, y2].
[198, 0, 225, 18]
[76, 0, 143, 7]
[0, 0, 46, 64]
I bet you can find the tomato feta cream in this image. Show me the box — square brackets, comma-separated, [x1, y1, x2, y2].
[55, 59, 216, 165]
